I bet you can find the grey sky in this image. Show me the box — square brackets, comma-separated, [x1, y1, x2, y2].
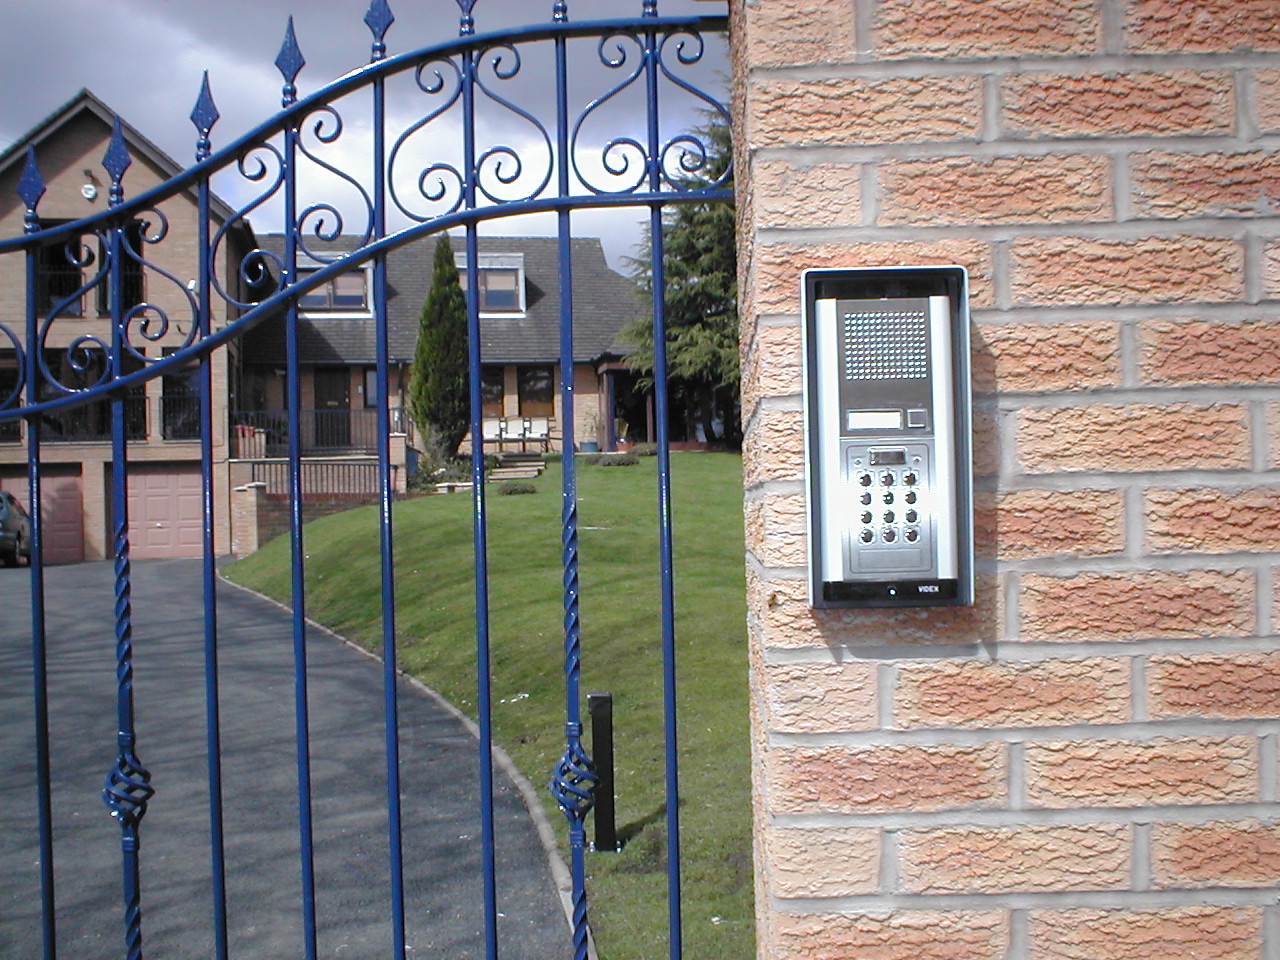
[0, 0, 729, 266]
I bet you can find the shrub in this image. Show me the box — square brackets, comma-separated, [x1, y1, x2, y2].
[498, 482, 537, 495]
[632, 443, 658, 457]
[598, 454, 639, 467]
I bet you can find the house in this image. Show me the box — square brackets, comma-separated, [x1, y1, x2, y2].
[238, 233, 645, 462]
[0, 90, 255, 561]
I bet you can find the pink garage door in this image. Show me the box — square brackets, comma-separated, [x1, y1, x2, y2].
[126, 462, 204, 559]
[0, 466, 85, 564]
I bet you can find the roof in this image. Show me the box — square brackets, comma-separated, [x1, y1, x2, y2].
[0, 88, 237, 224]
[243, 234, 644, 366]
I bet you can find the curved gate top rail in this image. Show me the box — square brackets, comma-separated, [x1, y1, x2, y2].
[1, 3, 733, 960]
[0, 0, 730, 420]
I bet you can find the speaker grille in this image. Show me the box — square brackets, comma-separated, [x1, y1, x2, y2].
[842, 308, 929, 380]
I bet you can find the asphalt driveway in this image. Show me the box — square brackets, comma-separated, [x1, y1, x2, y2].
[0, 559, 567, 960]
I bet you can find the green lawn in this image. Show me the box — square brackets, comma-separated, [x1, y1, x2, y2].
[225, 452, 755, 959]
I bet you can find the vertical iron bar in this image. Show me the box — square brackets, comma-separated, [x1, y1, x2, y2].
[372, 62, 409, 960]
[195, 141, 229, 960]
[461, 36, 500, 960]
[553, 22, 596, 960]
[283, 106, 320, 960]
[23, 193, 57, 960]
[104, 161, 153, 960]
[644, 19, 685, 960]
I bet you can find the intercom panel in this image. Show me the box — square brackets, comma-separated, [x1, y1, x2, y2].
[802, 267, 973, 608]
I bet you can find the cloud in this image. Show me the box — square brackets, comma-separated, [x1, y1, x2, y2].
[1, 0, 729, 268]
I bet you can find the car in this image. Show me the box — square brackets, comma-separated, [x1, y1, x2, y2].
[0, 490, 31, 567]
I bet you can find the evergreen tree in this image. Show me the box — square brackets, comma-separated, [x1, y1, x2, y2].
[409, 235, 470, 458]
[622, 118, 739, 447]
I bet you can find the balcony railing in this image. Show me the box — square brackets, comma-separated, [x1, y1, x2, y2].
[42, 396, 148, 442]
[231, 408, 405, 458]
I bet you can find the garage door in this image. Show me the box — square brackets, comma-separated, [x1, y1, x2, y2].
[0, 465, 85, 564]
[126, 462, 204, 559]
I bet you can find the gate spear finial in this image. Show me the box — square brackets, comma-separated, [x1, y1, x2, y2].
[18, 145, 45, 231]
[190, 72, 220, 162]
[365, 0, 394, 61]
[275, 16, 306, 107]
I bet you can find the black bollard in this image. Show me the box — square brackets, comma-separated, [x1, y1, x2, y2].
[587, 691, 619, 852]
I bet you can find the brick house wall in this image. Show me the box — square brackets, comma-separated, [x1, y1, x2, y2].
[733, 1, 1280, 957]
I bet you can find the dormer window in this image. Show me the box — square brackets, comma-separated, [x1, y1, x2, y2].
[456, 252, 525, 314]
[297, 266, 368, 311]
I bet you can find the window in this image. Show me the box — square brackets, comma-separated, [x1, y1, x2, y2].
[481, 366, 504, 418]
[364, 368, 379, 409]
[161, 347, 200, 440]
[36, 221, 86, 317]
[96, 221, 146, 317]
[455, 253, 525, 314]
[38, 348, 145, 441]
[297, 267, 367, 311]
[0, 351, 19, 443]
[517, 364, 554, 417]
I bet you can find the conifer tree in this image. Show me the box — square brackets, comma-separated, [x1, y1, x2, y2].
[409, 235, 470, 457]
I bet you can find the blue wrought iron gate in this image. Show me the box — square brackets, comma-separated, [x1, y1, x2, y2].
[0, 2, 731, 958]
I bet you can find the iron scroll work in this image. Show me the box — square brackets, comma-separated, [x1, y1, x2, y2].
[0, 3, 730, 960]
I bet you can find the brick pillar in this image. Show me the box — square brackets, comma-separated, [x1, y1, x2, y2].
[733, 1, 1280, 957]
[230, 481, 267, 558]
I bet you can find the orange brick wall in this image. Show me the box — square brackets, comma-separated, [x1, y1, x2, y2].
[733, 1, 1280, 957]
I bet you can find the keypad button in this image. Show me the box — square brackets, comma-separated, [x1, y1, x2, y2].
[882, 528, 897, 543]
[905, 490, 917, 504]
[882, 491, 894, 505]
[859, 528, 875, 543]
[861, 511, 873, 524]
[903, 472, 918, 486]
[905, 509, 918, 524]
[905, 527, 920, 543]
[883, 510, 895, 524]
[858, 473, 873, 486]
[880, 472, 895, 486]
[860, 492, 872, 505]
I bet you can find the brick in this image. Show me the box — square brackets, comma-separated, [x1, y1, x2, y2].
[766, 825, 879, 898]
[1030, 906, 1261, 960]
[761, 658, 878, 734]
[741, 323, 802, 409]
[880, 155, 1112, 226]
[741, 0, 856, 68]
[895, 657, 1130, 729]
[1140, 317, 1280, 385]
[1146, 487, 1280, 553]
[1024, 736, 1259, 807]
[973, 320, 1121, 393]
[1020, 570, 1255, 641]
[1132, 150, 1280, 218]
[972, 404, 1000, 480]
[753, 239, 994, 317]
[1016, 403, 1250, 474]
[1153, 819, 1280, 888]
[747, 570, 1002, 650]
[1148, 652, 1280, 720]
[975, 488, 1124, 561]
[764, 741, 1006, 814]
[876, 0, 1100, 58]
[1010, 235, 1243, 307]
[1003, 70, 1235, 139]
[775, 911, 1008, 960]
[744, 493, 806, 569]
[743, 408, 803, 487]
[1265, 239, 1280, 299]
[899, 824, 1129, 894]
[755, 159, 861, 228]
[1258, 68, 1280, 133]
[1126, 0, 1280, 53]
[748, 76, 983, 149]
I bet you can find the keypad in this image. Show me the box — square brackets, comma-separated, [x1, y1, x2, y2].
[854, 465, 924, 548]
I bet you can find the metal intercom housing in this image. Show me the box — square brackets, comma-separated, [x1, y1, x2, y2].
[802, 266, 974, 608]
